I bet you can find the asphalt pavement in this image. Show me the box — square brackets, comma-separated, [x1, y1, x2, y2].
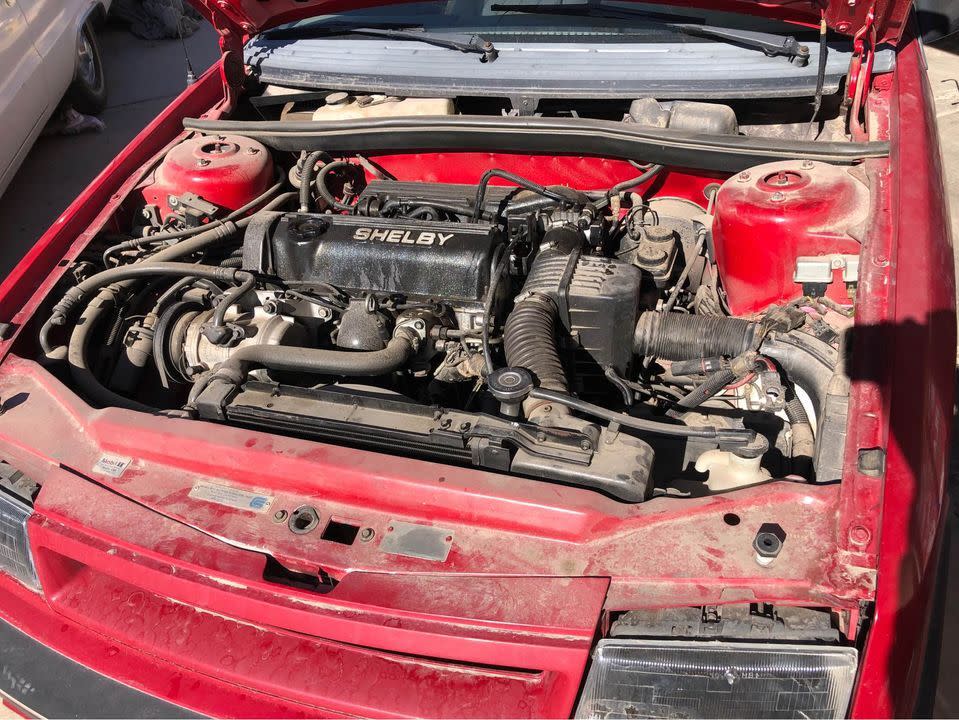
[1, 19, 959, 719]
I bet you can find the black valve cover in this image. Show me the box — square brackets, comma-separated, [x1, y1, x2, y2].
[242, 211, 504, 304]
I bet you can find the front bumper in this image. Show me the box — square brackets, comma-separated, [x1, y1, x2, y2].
[0, 610, 194, 719]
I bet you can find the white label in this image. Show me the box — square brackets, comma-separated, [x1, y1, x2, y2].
[188, 481, 274, 514]
[92, 454, 132, 478]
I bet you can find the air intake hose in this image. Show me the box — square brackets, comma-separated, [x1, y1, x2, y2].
[503, 227, 582, 419]
[504, 293, 567, 393]
[634, 312, 760, 360]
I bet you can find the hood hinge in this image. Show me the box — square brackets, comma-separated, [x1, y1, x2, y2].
[845, 3, 876, 140]
[212, 20, 246, 113]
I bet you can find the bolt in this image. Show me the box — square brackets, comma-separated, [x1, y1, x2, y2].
[770, 191, 785, 202]
[359, 527, 375, 542]
[247, 146, 260, 155]
[848, 524, 871, 546]
[536, 431, 548, 442]
[580, 439, 592, 451]
[459, 421, 471, 431]
[753, 523, 786, 564]
[801, 159, 814, 170]
[273, 509, 288, 523]
[737, 171, 751, 182]
[440, 418, 452, 429]
[197, 158, 211, 167]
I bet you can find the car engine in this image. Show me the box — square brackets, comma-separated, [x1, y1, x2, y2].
[38, 131, 858, 503]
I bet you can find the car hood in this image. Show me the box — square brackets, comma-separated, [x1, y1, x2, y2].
[190, 0, 911, 45]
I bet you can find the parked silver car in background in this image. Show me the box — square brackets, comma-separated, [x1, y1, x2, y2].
[0, 0, 111, 198]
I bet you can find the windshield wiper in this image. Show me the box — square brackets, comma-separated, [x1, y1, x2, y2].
[262, 23, 498, 63]
[490, 1, 809, 65]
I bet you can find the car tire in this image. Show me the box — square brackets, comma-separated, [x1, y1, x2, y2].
[66, 21, 107, 115]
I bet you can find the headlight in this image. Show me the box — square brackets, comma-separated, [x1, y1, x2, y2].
[575, 639, 857, 719]
[0, 472, 40, 591]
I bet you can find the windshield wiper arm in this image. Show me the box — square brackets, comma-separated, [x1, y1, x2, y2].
[262, 23, 498, 62]
[490, 2, 809, 65]
[668, 24, 809, 64]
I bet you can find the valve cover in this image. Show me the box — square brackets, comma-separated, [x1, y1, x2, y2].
[243, 212, 504, 305]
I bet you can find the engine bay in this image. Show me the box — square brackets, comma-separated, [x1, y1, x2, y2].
[34, 110, 864, 504]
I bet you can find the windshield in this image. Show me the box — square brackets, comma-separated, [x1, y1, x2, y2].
[278, 0, 809, 41]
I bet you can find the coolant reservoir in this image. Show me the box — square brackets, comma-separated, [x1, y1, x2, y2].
[711, 161, 869, 316]
[312, 92, 454, 121]
[694, 449, 771, 492]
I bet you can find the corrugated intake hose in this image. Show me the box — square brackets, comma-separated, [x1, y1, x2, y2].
[504, 293, 567, 393]
[634, 311, 760, 360]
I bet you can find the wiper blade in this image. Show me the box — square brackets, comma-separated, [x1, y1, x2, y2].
[490, 1, 809, 65]
[262, 23, 498, 62]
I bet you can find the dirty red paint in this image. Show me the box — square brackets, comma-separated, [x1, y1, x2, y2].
[0, 12, 950, 720]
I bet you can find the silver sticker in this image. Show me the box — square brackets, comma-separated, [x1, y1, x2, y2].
[188, 481, 274, 514]
[380, 521, 453, 562]
[92, 454, 132, 478]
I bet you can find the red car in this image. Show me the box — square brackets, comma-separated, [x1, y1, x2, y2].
[0, 0, 951, 717]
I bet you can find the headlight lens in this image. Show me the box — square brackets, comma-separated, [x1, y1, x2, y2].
[575, 639, 857, 719]
[0, 488, 39, 591]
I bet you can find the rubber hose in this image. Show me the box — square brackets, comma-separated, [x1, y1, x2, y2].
[53, 196, 291, 411]
[101, 176, 285, 267]
[503, 293, 567, 392]
[785, 394, 815, 477]
[316, 160, 356, 212]
[225, 333, 414, 375]
[634, 312, 759, 360]
[604, 164, 663, 198]
[190, 333, 417, 406]
[210, 271, 255, 330]
[471, 169, 579, 222]
[67, 292, 155, 412]
[299, 151, 325, 212]
[676, 367, 736, 408]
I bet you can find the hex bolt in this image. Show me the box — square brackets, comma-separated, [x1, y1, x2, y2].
[197, 158, 211, 167]
[273, 509, 288, 523]
[580, 439, 592, 451]
[770, 191, 785, 203]
[753, 523, 787, 566]
[801, 159, 814, 170]
[737, 172, 751, 182]
[359, 527, 375, 542]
